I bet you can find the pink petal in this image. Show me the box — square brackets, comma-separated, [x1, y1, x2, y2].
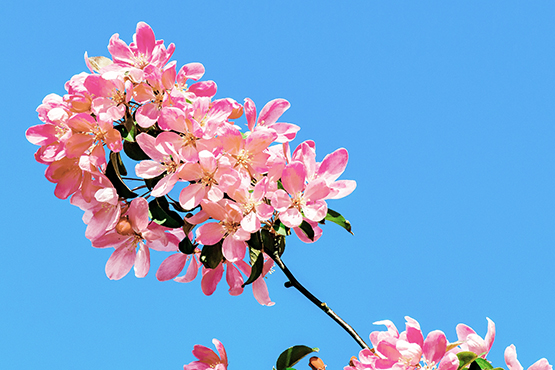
[129, 197, 149, 232]
[222, 237, 246, 263]
[189, 81, 217, 97]
[135, 160, 166, 178]
[253, 274, 274, 306]
[225, 263, 244, 296]
[175, 255, 199, 283]
[281, 161, 306, 195]
[105, 246, 136, 280]
[135, 21, 156, 56]
[302, 200, 328, 222]
[326, 180, 357, 200]
[213, 339, 228, 367]
[177, 62, 205, 82]
[134, 244, 150, 278]
[438, 352, 459, 370]
[201, 264, 224, 296]
[195, 223, 225, 245]
[317, 148, 349, 183]
[258, 98, 290, 126]
[505, 345, 524, 370]
[136, 103, 160, 128]
[244, 98, 257, 131]
[192, 345, 219, 364]
[179, 183, 206, 210]
[157, 253, 188, 281]
[279, 208, 303, 228]
[151, 172, 179, 197]
[423, 330, 447, 364]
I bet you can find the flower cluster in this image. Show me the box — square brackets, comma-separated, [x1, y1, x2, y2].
[26, 22, 356, 306]
[182, 319, 551, 370]
[345, 317, 551, 370]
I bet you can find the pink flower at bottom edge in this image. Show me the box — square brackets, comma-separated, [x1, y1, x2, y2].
[184, 339, 228, 370]
[505, 345, 552, 370]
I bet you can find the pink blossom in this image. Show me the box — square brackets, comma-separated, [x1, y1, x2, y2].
[183, 339, 228, 370]
[455, 318, 495, 358]
[271, 160, 330, 228]
[244, 98, 300, 143]
[195, 199, 249, 263]
[92, 197, 177, 280]
[108, 21, 174, 71]
[505, 345, 552, 370]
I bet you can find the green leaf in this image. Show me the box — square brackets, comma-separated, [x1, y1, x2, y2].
[261, 228, 277, 255]
[474, 359, 494, 370]
[114, 149, 127, 176]
[242, 248, 263, 287]
[247, 231, 262, 251]
[457, 352, 478, 370]
[273, 219, 290, 236]
[275, 345, 318, 370]
[178, 235, 195, 255]
[123, 140, 151, 161]
[298, 220, 314, 241]
[469, 361, 481, 370]
[144, 173, 165, 190]
[148, 197, 184, 228]
[200, 242, 223, 269]
[325, 208, 353, 234]
[105, 152, 138, 199]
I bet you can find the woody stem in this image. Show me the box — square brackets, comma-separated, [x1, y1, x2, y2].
[270, 251, 370, 350]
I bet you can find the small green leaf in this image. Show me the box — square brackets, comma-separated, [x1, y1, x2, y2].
[178, 236, 195, 255]
[275, 345, 318, 370]
[247, 231, 262, 251]
[148, 197, 184, 228]
[242, 248, 263, 287]
[123, 140, 151, 161]
[298, 220, 314, 241]
[325, 208, 353, 234]
[474, 359, 494, 370]
[273, 219, 290, 236]
[457, 352, 478, 370]
[105, 152, 138, 199]
[200, 242, 223, 269]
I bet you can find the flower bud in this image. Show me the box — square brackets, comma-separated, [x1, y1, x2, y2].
[115, 216, 134, 235]
[309, 356, 326, 370]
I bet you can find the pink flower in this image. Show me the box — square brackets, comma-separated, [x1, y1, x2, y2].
[183, 339, 228, 370]
[271, 160, 330, 228]
[244, 98, 300, 143]
[348, 317, 460, 370]
[505, 344, 552, 370]
[92, 197, 177, 280]
[455, 318, 495, 358]
[108, 21, 174, 71]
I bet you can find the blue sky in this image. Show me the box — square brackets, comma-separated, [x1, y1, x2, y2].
[2, 1, 554, 369]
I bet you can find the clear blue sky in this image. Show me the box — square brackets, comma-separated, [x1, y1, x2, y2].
[2, 1, 554, 369]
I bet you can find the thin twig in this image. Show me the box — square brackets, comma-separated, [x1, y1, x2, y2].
[270, 251, 370, 350]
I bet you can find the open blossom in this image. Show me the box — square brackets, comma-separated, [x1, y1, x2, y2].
[183, 339, 228, 370]
[455, 317, 495, 358]
[91, 197, 178, 280]
[505, 345, 552, 370]
[346, 317, 460, 370]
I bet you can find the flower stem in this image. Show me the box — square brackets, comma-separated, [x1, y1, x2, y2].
[270, 251, 370, 350]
